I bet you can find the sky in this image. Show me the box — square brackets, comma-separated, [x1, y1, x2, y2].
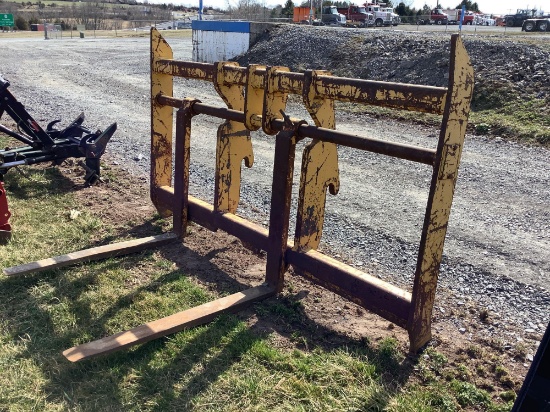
[150, 0, 546, 16]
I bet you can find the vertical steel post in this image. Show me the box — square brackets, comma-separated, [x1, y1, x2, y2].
[265, 117, 304, 291]
[173, 100, 198, 239]
[151, 28, 174, 217]
[408, 35, 474, 352]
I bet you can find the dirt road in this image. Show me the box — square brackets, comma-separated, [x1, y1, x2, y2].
[0, 33, 548, 334]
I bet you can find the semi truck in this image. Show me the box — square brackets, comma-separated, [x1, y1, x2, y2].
[504, 9, 537, 27]
[337, 5, 374, 25]
[321, 6, 346, 25]
[364, 2, 393, 26]
[380, 5, 400, 25]
[522, 17, 549, 31]
[442, 9, 475, 24]
[417, 8, 449, 25]
[428, 8, 448, 24]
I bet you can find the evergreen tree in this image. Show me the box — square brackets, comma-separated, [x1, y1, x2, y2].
[455, 0, 480, 12]
[15, 16, 28, 30]
[281, 0, 294, 17]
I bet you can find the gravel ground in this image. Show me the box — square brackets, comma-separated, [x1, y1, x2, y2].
[0, 30, 548, 343]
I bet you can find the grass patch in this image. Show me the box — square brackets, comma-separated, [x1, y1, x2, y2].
[336, 80, 550, 147]
[0, 161, 517, 410]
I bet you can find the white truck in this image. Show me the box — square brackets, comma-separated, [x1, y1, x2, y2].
[380, 5, 400, 26]
[364, 2, 393, 26]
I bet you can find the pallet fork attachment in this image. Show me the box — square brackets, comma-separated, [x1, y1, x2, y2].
[6, 30, 473, 361]
[0, 74, 116, 186]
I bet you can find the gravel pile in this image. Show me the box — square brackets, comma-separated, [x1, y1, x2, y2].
[236, 25, 550, 105]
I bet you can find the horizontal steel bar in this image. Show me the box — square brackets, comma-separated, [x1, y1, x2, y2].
[156, 96, 436, 165]
[315, 75, 447, 114]
[154, 61, 447, 114]
[286, 249, 411, 327]
[63, 284, 276, 362]
[295, 124, 436, 165]
[156, 186, 270, 251]
[154, 60, 215, 81]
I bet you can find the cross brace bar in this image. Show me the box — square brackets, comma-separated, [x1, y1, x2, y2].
[153, 186, 410, 326]
[153, 60, 447, 114]
[156, 96, 436, 165]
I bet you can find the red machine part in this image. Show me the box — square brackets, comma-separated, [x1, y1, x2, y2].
[0, 181, 12, 243]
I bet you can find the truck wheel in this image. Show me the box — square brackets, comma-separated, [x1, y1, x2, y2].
[539, 22, 548, 31]
[436, 19, 442, 25]
[524, 21, 535, 32]
[375, 18, 383, 27]
[506, 18, 514, 27]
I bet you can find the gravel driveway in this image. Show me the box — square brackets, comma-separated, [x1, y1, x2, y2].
[0, 33, 548, 336]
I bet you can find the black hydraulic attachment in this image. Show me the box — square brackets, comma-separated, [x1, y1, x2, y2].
[0, 74, 116, 185]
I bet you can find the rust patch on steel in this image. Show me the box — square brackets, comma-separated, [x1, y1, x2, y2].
[172, 99, 199, 239]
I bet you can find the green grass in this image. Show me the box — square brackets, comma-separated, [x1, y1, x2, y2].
[470, 88, 550, 145]
[0, 163, 515, 411]
[336, 76, 550, 147]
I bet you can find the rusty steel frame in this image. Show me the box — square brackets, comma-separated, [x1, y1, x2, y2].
[63, 29, 473, 361]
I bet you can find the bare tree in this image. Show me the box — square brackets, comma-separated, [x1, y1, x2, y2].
[226, 0, 266, 20]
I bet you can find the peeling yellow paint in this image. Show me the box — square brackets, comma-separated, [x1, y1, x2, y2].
[213, 62, 253, 214]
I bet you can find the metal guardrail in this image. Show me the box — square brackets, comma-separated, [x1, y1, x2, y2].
[62, 28, 474, 361]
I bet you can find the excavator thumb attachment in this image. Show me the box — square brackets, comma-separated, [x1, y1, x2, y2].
[0, 74, 116, 185]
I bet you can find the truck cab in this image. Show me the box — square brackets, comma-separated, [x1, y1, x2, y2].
[380, 5, 400, 25]
[504, 9, 535, 27]
[430, 8, 448, 25]
[336, 5, 374, 25]
[321, 6, 347, 25]
[364, 3, 393, 26]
